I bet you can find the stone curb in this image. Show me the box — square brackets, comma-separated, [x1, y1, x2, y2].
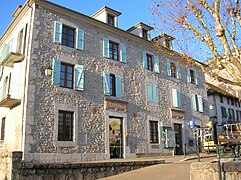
[180, 155, 217, 162]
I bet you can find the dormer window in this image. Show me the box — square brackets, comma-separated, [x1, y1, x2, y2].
[165, 39, 172, 49]
[142, 29, 148, 40]
[107, 14, 115, 26]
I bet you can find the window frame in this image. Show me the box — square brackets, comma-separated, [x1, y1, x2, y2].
[109, 41, 119, 61]
[150, 121, 159, 144]
[190, 69, 195, 84]
[110, 73, 116, 97]
[170, 62, 177, 78]
[221, 106, 227, 118]
[146, 54, 154, 71]
[142, 29, 148, 40]
[107, 14, 115, 26]
[58, 110, 74, 141]
[62, 25, 75, 48]
[0, 117, 5, 141]
[60, 62, 74, 89]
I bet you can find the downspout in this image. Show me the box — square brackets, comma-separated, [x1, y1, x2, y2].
[20, 2, 34, 157]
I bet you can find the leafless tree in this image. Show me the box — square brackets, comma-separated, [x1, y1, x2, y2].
[151, 0, 241, 86]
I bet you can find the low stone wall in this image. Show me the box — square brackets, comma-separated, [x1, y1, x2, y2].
[190, 160, 241, 180]
[0, 151, 165, 180]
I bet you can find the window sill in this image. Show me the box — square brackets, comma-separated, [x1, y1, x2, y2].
[54, 140, 77, 148]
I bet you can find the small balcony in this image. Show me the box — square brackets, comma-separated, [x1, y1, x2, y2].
[0, 77, 21, 108]
[0, 38, 25, 67]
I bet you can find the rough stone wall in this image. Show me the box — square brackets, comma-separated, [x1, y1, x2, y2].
[22, 3, 209, 162]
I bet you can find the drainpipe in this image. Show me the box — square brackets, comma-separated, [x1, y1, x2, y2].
[21, 2, 34, 157]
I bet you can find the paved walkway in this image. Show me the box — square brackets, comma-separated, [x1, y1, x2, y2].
[100, 153, 216, 180]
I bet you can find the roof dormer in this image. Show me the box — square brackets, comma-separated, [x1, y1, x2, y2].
[152, 33, 175, 50]
[127, 22, 153, 40]
[92, 6, 121, 27]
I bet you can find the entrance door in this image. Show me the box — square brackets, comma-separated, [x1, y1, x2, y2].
[174, 123, 183, 155]
[109, 117, 123, 158]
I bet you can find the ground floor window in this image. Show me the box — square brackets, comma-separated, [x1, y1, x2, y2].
[150, 121, 159, 143]
[0, 117, 5, 141]
[58, 111, 74, 141]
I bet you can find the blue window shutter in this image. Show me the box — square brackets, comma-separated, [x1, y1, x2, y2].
[115, 75, 123, 98]
[75, 64, 84, 91]
[120, 44, 127, 63]
[147, 31, 151, 40]
[167, 60, 171, 77]
[103, 38, 109, 58]
[177, 90, 182, 108]
[76, 28, 84, 50]
[147, 83, 152, 102]
[194, 71, 199, 86]
[54, 21, 62, 44]
[143, 52, 147, 69]
[154, 55, 160, 73]
[103, 72, 110, 95]
[198, 95, 203, 112]
[172, 89, 178, 108]
[187, 68, 191, 83]
[176, 64, 181, 79]
[52, 58, 61, 86]
[192, 94, 197, 111]
[152, 84, 157, 103]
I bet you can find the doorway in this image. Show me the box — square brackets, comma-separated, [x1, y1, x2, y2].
[174, 123, 183, 155]
[109, 117, 123, 158]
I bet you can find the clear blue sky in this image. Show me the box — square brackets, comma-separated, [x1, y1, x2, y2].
[0, 0, 156, 37]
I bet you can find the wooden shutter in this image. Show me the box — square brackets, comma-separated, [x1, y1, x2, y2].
[103, 38, 109, 58]
[192, 94, 197, 111]
[187, 68, 191, 83]
[197, 95, 203, 112]
[120, 44, 126, 63]
[76, 28, 84, 50]
[152, 84, 157, 103]
[154, 55, 160, 73]
[176, 64, 181, 79]
[103, 72, 110, 95]
[147, 83, 152, 102]
[52, 58, 61, 86]
[142, 52, 147, 69]
[172, 89, 179, 108]
[167, 60, 171, 77]
[75, 64, 84, 91]
[115, 75, 123, 98]
[54, 21, 62, 44]
[194, 71, 199, 86]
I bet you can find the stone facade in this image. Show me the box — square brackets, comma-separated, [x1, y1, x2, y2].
[0, 0, 209, 165]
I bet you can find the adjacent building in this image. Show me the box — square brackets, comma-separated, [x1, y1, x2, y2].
[0, 0, 209, 163]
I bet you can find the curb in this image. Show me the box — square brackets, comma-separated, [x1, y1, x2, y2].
[180, 155, 217, 162]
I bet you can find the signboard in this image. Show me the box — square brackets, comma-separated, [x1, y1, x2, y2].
[188, 120, 195, 129]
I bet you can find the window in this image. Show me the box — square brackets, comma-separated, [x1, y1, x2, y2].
[62, 25, 75, 48]
[107, 14, 115, 26]
[60, 62, 74, 89]
[142, 29, 148, 40]
[231, 98, 234, 106]
[220, 95, 223, 103]
[146, 54, 153, 71]
[167, 60, 181, 79]
[187, 68, 199, 85]
[0, 117, 5, 141]
[150, 121, 159, 143]
[228, 108, 235, 120]
[109, 41, 119, 61]
[103, 38, 126, 63]
[52, 59, 85, 91]
[143, 52, 160, 73]
[227, 97, 230, 105]
[147, 83, 157, 103]
[221, 106, 227, 118]
[58, 111, 74, 141]
[191, 94, 203, 112]
[172, 89, 182, 108]
[103, 72, 122, 98]
[54, 21, 84, 50]
[109, 74, 116, 96]
[165, 39, 172, 49]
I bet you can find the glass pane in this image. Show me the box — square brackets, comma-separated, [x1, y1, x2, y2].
[61, 65, 65, 71]
[67, 73, 72, 80]
[60, 79, 65, 86]
[67, 81, 72, 88]
[67, 66, 72, 73]
[62, 27, 67, 33]
[69, 30, 74, 36]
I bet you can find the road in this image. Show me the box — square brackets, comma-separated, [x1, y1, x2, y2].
[100, 156, 216, 180]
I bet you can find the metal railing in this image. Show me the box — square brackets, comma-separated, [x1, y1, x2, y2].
[0, 38, 21, 63]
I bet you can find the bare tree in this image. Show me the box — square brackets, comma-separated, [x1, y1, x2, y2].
[151, 0, 241, 86]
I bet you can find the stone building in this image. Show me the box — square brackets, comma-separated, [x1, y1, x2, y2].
[0, 0, 209, 163]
